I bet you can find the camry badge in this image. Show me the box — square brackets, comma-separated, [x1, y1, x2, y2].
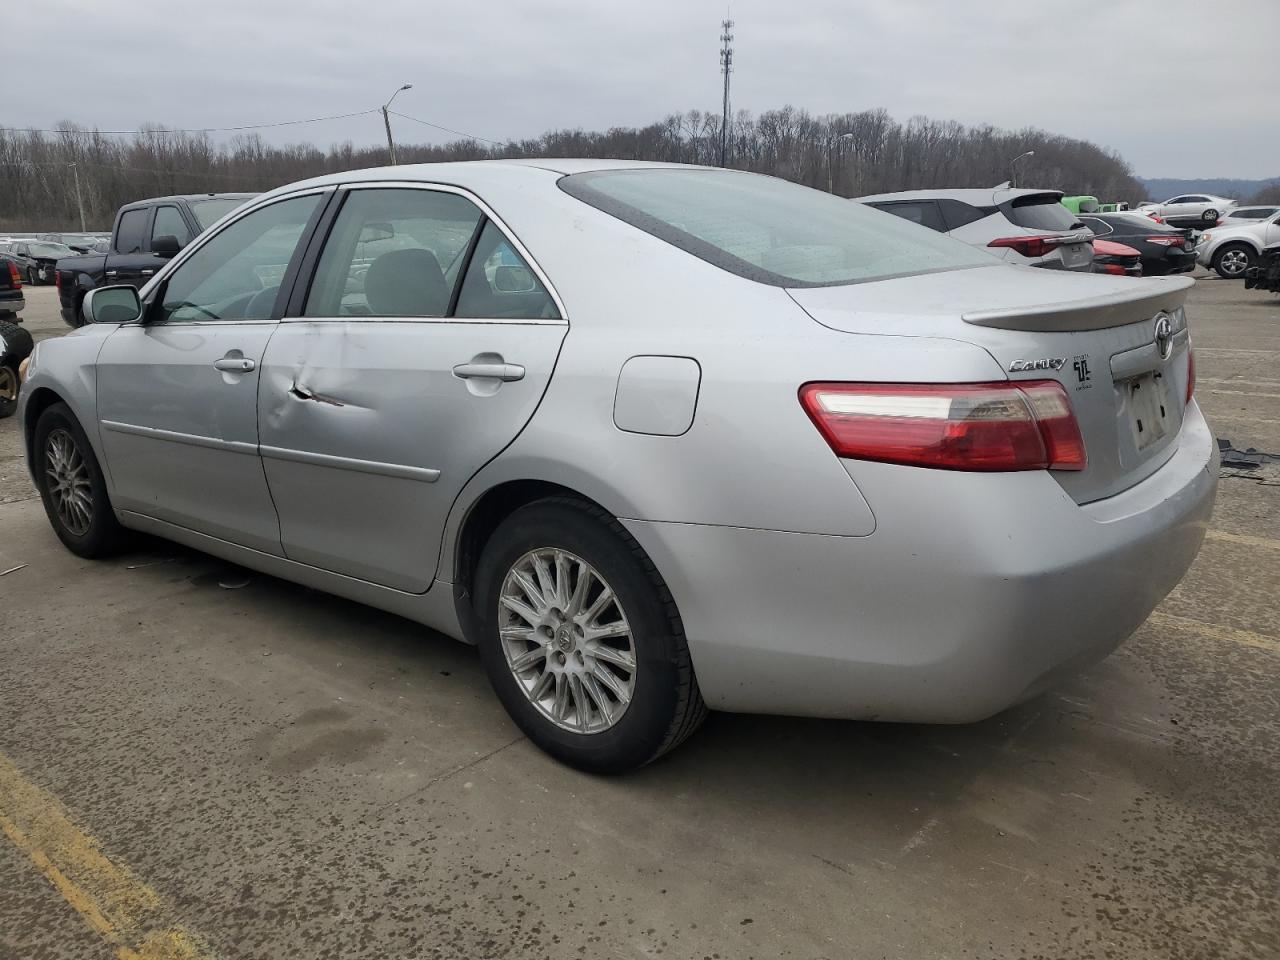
[1154, 313, 1174, 361]
[1008, 357, 1066, 372]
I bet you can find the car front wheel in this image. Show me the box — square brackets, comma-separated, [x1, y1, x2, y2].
[474, 497, 706, 772]
[33, 402, 128, 557]
[1213, 243, 1254, 279]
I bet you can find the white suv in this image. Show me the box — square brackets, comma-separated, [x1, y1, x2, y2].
[1196, 210, 1280, 278]
[857, 185, 1094, 271]
[1145, 194, 1236, 226]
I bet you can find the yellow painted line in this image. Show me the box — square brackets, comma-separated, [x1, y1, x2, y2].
[1206, 529, 1280, 551]
[1148, 611, 1280, 654]
[0, 752, 212, 960]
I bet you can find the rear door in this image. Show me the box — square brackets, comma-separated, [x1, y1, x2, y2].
[257, 183, 568, 592]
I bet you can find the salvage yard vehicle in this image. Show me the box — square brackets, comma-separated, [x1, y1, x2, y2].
[1078, 213, 1197, 275]
[858, 184, 1095, 271]
[1145, 193, 1236, 226]
[1195, 210, 1280, 278]
[0, 257, 24, 319]
[19, 161, 1217, 771]
[1091, 238, 1142, 276]
[4, 239, 77, 285]
[54, 193, 255, 327]
[1245, 245, 1280, 294]
[0, 316, 33, 418]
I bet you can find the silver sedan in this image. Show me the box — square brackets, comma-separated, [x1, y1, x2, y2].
[18, 160, 1217, 771]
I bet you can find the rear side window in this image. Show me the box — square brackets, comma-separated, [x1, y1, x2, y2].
[869, 200, 945, 233]
[304, 188, 483, 318]
[937, 198, 992, 230]
[114, 209, 149, 254]
[1080, 217, 1112, 237]
[560, 169, 996, 287]
[1002, 194, 1082, 232]
[454, 221, 559, 320]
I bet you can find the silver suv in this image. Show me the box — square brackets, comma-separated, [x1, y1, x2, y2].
[858, 185, 1094, 271]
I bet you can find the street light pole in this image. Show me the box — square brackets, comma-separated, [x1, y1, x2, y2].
[827, 132, 854, 194]
[381, 83, 413, 165]
[1010, 150, 1035, 188]
[69, 162, 86, 231]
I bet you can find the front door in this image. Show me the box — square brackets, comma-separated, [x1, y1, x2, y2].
[96, 192, 325, 553]
[257, 185, 567, 592]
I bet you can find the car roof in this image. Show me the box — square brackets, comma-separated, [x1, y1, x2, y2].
[119, 192, 258, 209]
[855, 184, 1062, 205]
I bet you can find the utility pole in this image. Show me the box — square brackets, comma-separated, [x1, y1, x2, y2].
[719, 18, 734, 167]
[381, 83, 413, 165]
[68, 162, 86, 231]
[827, 132, 854, 194]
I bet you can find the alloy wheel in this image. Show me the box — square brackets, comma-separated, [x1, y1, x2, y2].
[1219, 249, 1250, 276]
[44, 428, 93, 535]
[498, 547, 637, 733]
[0, 366, 16, 403]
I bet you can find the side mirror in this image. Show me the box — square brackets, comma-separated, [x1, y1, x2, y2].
[493, 264, 536, 293]
[152, 235, 182, 257]
[83, 285, 142, 325]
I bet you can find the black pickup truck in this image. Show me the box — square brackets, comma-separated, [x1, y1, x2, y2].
[55, 192, 254, 327]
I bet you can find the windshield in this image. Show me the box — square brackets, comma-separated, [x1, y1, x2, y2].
[559, 168, 997, 287]
[29, 242, 75, 258]
[190, 197, 251, 230]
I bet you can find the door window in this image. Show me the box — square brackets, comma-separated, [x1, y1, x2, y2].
[454, 221, 559, 319]
[151, 205, 193, 248]
[115, 209, 149, 254]
[304, 188, 483, 318]
[868, 200, 946, 233]
[156, 194, 321, 323]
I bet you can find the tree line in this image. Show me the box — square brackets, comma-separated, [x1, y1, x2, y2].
[0, 106, 1164, 231]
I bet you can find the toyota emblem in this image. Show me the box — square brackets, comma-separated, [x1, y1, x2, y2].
[1153, 313, 1174, 361]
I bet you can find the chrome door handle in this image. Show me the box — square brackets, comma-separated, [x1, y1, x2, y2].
[452, 361, 525, 382]
[213, 357, 255, 373]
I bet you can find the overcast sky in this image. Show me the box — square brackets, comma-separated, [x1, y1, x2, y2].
[13, 0, 1278, 180]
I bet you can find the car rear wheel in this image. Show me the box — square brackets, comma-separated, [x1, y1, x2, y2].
[0, 364, 17, 419]
[1213, 243, 1254, 279]
[33, 402, 128, 557]
[1202, 209, 1219, 223]
[474, 497, 706, 772]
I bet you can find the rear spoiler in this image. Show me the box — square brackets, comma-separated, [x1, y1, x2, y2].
[962, 275, 1195, 332]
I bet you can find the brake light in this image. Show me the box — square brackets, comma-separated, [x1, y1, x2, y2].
[1186, 349, 1195, 405]
[1145, 236, 1182, 247]
[987, 235, 1065, 258]
[799, 380, 1086, 472]
[1098, 263, 1129, 276]
[7, 262, 19, 289]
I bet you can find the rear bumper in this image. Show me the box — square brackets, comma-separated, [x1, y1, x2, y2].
[0, 293, 23, 315]
[623, 403, 1217, 722]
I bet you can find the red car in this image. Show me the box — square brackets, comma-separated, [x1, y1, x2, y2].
[1092, 238, 1143, 276]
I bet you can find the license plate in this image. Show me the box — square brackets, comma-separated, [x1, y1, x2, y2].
[1061, 243, 1090, 267]
[1126, 373, 1173, 451]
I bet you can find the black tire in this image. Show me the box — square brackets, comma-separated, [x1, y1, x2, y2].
[32, 402, 128, 558]
[1212, 242, 1255, 280]
[0, 318, 34, 358]
[474, 497, 706, 772]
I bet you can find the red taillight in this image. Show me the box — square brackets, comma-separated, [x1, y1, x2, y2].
[1098, 263, 1128, 276]
[799, 380, 1087, 472]
[1145, 236, 1182, 247]
[7, 262, 19, 289]
[987, 235, 1065, 258]
[1186, 349, 1195, 405]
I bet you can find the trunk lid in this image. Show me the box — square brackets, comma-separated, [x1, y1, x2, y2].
[789, 265, 1196, 504]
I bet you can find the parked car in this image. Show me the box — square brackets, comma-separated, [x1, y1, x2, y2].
[1196, 211, 1280, 278]
[1091, 238, 1142, 276]
[0, 256, 25, 319]
[1217, 206, 1279, 224]
[38, 232, 105, 253]
[1077, 213, 1197, 275]
[3, 239, 77, 284]
[1244, 245, 1280, 294]
[858, 184, 1095, 271]
[0, 315, 33, 418]
[54, 193, 255, 326]
[1144, 194, 1236, 226]
[19, 161, 1215, 771]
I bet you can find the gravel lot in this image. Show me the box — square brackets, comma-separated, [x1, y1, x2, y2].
[1, 277, 1277, 960]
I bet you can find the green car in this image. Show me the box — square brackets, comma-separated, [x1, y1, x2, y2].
[1062, 195, 1101, 214]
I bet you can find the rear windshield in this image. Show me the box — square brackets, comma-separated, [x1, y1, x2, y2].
[559, 169, 996, 287]
[1003, 194, 1083, 232]
[190, 198, 250, 230]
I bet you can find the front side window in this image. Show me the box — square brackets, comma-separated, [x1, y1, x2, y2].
[454, 221, 559, 320]
[115, 209, 149, 254]
[305, 189, 483, 317]
[560, 169, 995, 287]
[151, 206, 192, 247]
[157, 194, 320, 323]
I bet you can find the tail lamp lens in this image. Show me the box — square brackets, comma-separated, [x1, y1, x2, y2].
[7, 262, 19, 288]
[987, 235, 1064, 258]
[799, 380, 1086, 472]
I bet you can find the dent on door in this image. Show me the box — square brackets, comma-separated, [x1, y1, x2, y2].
[257, 320, 566, 593]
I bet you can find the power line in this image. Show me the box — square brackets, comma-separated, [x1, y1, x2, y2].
[388, 111, 504, 146]
[0, 159, 280, 183]
[0, 108, 380, 137]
